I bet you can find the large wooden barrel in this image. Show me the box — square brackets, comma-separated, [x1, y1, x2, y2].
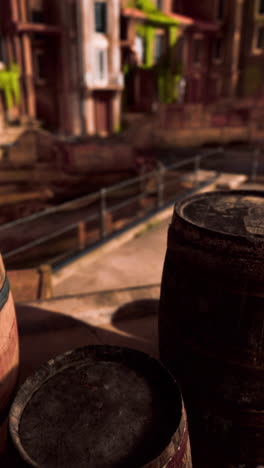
[159, 190, 264, 467]
[9, 345, 192, 468]
[0, 255, 19, 455]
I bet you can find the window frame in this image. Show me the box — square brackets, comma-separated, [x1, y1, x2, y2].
[0, 37, 6, 65]
[256, 0, 264, 16]
[252, 24, 264, 54]
[94, 0, 107, 34]
[212, 36, 224, 63]
[134, 35, 145, 65]
[94, 47, 108, 86]
[28, 0, 45, 23]
[216, 0, 225, 20]
[153, 32, 165, 63]
[193, 36, 203, 65]
[34, 49, 47, 84]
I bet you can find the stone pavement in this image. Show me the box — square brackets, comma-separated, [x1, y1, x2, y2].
[53, 215, 171, 297]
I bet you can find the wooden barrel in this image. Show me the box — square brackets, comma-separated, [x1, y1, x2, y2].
[0, 255, 19, 455]
[159, 190, 264, 467]
[9, 345, 192, 468]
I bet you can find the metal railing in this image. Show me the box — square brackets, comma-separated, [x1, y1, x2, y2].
[3, 145, 257, 269]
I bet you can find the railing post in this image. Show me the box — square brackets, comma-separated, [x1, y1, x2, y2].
[78, 221, 86, 251]
[194, 155, 201, 187]
[38, 264, 53, 299]
[100, 188, 107, 239]
[251, 148, 259, 182]
[157, 165, 164, 209]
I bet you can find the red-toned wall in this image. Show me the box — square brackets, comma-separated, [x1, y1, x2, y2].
[174, 0, 218, 21]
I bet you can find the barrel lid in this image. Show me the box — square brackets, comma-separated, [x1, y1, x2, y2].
[9, 346, 182, 468]
[176, 190, 264, 239]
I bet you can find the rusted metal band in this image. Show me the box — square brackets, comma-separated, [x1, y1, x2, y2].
[167, 422, 190, 467]
[0, 275, 10, 311]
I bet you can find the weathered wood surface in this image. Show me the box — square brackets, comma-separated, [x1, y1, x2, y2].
[0, 256, 19, 456]
[159, 190, 264, 467]
[10, 346, 191, 468]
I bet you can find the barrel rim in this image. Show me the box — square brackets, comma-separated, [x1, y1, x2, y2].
[174, 189, 264, 241]
[9, 345, 184, 468]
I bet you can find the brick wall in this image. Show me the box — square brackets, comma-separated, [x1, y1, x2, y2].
[125, 99, 264, 147]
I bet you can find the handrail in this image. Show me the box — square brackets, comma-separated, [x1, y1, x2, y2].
[0, 148, 223, 233]
[0, 186, 100, 232]
[3, 211, 100, 259]
[3, 145, 254, 264]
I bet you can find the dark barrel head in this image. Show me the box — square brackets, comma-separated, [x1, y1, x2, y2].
[177, 190, 264, 238]
[9, 346, 182, 468]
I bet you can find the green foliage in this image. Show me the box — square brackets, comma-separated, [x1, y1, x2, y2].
[135, 0, 179, 25]
[126, 0, 182, 104]
[123, 64, 131, 75]
[157, 68, 181, 103]
[169, 26, 178, 47]
[136, 23, 155, 67]
[0, 64, 20, 109]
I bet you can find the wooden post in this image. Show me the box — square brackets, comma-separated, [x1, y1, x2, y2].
[157, 165, 164, 209]
[22, 33, 36, 119]
[100, 188, 107, 239]
[78, 221, 86, 250]
[20, 0, 28, 21]
[10, 0, 19, 21]
[20, 0, 36, 122]
[38, 264, 53, 299]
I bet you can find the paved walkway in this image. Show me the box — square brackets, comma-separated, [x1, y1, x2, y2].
[53, 215, 171, 297]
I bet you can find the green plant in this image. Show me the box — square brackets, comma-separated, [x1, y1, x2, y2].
[136, 23, 155, 67]
[0, 63, 20, 109]
[135, 0, 179, 26]
[126, 0, 183, 104]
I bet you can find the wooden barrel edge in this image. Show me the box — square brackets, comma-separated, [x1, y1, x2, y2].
[9, 346, 192, 468]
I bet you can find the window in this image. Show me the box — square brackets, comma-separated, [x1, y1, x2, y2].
[120, 17, 128, 41]
[95, 48, 108, 83]
[95, 2, 107, 33]
[154, 34, 165, 63]
[31, 10, 44, 22]
[258, 0, 264, 14]
[0, 38, 5, 63]
[217, 0, 225, 20]
[34, 50, 46, 82]
[193, 38, 203, 64]
[213, 37, 223, 60]
[173, 35, 184, 65]
[135, 35, 145, 64]
[29, 0, 45, 23]
[256, 26, 264, 49]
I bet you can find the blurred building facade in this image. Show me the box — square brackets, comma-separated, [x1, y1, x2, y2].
[174, 0, 264, 102]
[121, 0, 264, 107]
[0, 0, 263, 139]
[0, 0, 123, 135]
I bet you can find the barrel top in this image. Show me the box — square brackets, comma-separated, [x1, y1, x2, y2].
[10, 346, 182, 468]
[178, 190, 264, 238]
